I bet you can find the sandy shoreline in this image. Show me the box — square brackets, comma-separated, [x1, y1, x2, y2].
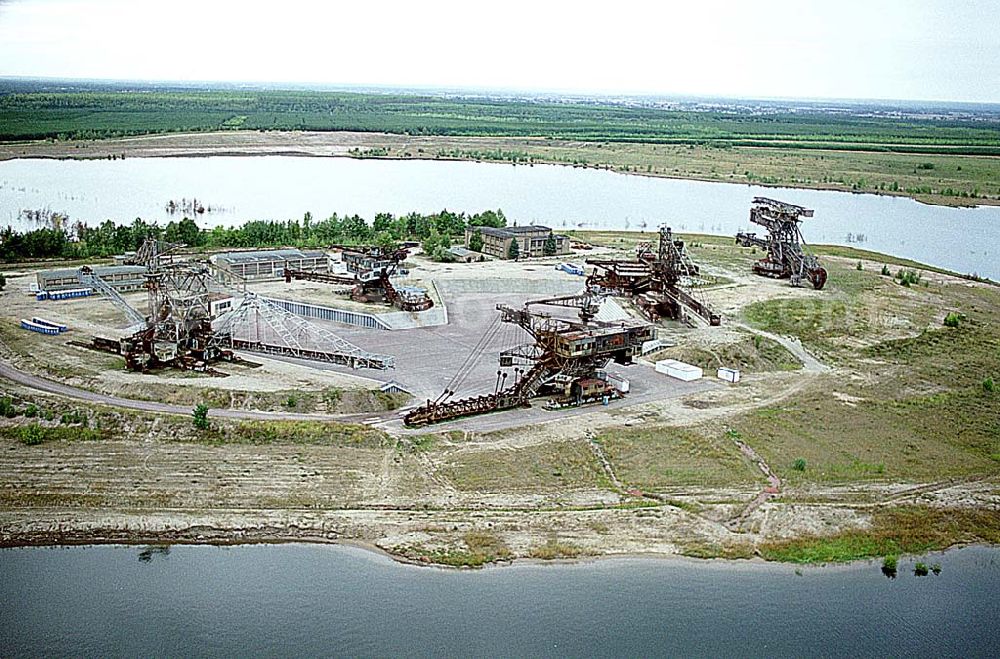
[3, 527, 988, 573]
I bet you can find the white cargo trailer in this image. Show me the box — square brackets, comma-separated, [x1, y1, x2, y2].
[655, 359, 703, 381]
[717, 367, 741, 383]
[606, 374, 630, 393]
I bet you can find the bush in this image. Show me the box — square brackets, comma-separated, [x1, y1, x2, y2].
[193, 404, 210, 430]
[60, 410, 87, 425]
[24, 404, 38, 418]
[18, 424, 46, 445]
[0, 396, 16, 418]
[792, 458, 807, 471]
[914, 561, 929, 576]
[881, 555, 898, 577]
[943, 312, 962, 328]
[881, 265, 891, 276]
[431, 245, 456, 262]
[931, 563, 942, 575]
[856, 261, 863, 271]
[896, 269, 922, 287]
[984, 377, 995, 393]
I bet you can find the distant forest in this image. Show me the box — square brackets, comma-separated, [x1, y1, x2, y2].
[2, 81, 1000, 155]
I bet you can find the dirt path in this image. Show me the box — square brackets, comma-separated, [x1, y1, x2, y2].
[0, 359, 389, 424]
[730, 320, 830, 373]
[728, 438, 782, 532]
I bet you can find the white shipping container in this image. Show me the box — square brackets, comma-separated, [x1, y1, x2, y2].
[606, 374, 630, 393]
[655, 359, 703, 381]
[717, 367, 741, 383]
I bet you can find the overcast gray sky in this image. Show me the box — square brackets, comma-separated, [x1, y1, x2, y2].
[0, 0, 997, 102]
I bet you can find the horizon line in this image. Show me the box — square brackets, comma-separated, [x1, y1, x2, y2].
[3, 75, 999, 109]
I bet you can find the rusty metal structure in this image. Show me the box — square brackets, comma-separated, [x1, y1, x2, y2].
[403, 292, 652, 427]
[81, 239, 393, 372]
[82, 260, 238, 372]
[120, 238, 184, 269]
[585, 226, 721, 326]
[284, 244, 433, 312]
[735, 197, 827, 289]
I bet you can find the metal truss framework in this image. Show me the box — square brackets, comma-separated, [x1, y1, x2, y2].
[211, 293, 395, 370]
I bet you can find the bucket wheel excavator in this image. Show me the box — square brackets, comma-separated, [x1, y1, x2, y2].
[402, 292, 653, 427]
[735, 197, 827, 289]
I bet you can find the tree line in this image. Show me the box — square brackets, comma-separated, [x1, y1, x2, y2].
[4, 86, 999, 152]
[0, 209, 509, 262]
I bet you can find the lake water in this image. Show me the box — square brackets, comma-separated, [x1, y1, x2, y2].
[1, 543, 998, 657]
[1, 156, 997, 280]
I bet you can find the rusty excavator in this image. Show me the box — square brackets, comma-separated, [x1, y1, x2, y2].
[283, 244, 433, 312]
[585, 226, 721, 326]
[403, 292, 653, 427]
[735, 197, 828, 289]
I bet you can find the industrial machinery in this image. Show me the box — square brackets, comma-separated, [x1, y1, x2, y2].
[82, 260, 238, 372]
[586, 226, 721, 326]
[119, 238, 184, 269]
[80, 240, 394, 372]
[403, 292, 653, 427]
[735, 197, 828, 289]
[284, 244, 433, 312]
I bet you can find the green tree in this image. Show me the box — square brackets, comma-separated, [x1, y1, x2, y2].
[422, 229, 442, 256]
[469, 229, 484, 252]
[374, 230, 396, 250]
[177, 216, 202, 246]
[193, 404, 209, 430]
[543, 232, 557, 256]
[474, 208, 507, 228]
[507, 239, 520, 261]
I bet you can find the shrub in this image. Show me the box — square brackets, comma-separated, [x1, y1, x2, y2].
[18, 424, 46, 446]
[943, 312, 961, 328]
[60, 410, 87, 425]
[983, 377, 995, 393]
[792, 458, 807, 472]
[24, 404, 38, 418]
[914, 562, 929, 576]
[881, 555, 898, 577]
[193, 404, 210, 430]
[931, 563, 942, 575]
[856, 261, 863, 271]
[0, 396, 16, 418]
[880, 264, 891, 276]
[896, 269, 921, 287]
[431, 245, 456, 262]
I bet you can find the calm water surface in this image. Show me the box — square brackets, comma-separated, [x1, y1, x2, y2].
[1, 157, 997, 279]
[1, 543, 998, 657]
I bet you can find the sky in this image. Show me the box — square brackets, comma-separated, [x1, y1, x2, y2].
[0, 0, 998, 103]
